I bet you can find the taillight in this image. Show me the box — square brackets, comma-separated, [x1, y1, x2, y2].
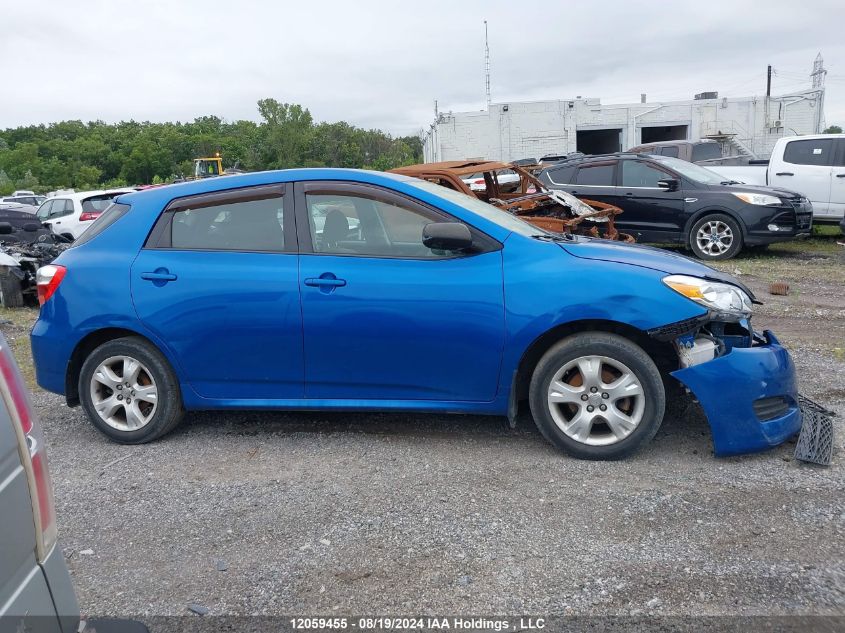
[474, 179, 485, 185]
[0, 334, 57, 561]
[79, 211, 100, 222]
[36, 265, 66, 306]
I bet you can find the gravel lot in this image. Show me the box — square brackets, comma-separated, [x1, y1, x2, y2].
[2, 238, 844, 619]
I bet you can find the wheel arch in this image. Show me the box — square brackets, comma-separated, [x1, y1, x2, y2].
[683, 207, 748, 244]
[512, 319, 677, 404]
[65, 327, 169, 406]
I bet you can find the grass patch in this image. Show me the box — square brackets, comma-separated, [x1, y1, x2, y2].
[0, 307, 40, 389]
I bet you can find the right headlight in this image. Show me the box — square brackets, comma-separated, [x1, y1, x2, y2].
[663, 274, 753, 321]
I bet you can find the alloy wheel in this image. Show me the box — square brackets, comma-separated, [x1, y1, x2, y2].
[546, 355, 645, 446]
[696, 220, 734, 256]
[89, 355, 158, 431]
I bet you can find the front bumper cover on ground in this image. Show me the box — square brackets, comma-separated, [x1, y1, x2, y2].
[671, 330, 802, 456]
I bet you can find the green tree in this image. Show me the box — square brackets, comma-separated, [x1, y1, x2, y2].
[824, 125, 843, 134]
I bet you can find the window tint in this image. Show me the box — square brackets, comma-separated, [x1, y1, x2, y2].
[171, 196, 285, 251]
[658, 146, 679, 158]
[575, 163, 615, 186]
[306, 191, 451, 258]
[691, 143, 722, 162]
[621, 161, 668, 188]
[47, 199, 72, 218]
[783, 139, 836, 166]
[72, 203, 130, 247]
[82, 193, 122, 213]
[36, 201, 53, 219]
[545, 164, 576, 185]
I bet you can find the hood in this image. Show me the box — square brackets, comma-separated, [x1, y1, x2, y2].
[724, 182, 803, 199]
[561, 238, 758, 301]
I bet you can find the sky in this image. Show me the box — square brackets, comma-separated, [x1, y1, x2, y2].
[1, 0, 843, 136]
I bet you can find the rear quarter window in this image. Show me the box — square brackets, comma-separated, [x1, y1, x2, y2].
[71, 203, 131, 247]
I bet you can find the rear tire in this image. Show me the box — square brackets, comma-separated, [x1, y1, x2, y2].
[689, 213, 743, 260]
[79, 337, 183, 444]
[0, 272, 24, 308]
[529, 332, 665, 460]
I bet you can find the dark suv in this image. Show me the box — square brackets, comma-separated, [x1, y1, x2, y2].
[538, 153, 813, 260]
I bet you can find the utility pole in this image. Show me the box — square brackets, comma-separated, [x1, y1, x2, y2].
[766, 65, 771, 97]
[484, 20, 491, 108]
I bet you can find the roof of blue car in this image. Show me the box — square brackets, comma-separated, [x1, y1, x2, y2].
[116, 168, 415, 206]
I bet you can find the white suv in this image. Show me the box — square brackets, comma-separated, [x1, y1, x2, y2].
[36, 189, 135, 240]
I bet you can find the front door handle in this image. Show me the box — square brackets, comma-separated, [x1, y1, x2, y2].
[141, 270, 177, 282]
[775, 172, 794, 176]
[304, 277, 346, 288]
[836, 174, 845, 178]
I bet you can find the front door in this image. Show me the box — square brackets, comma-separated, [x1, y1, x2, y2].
[131, 184, 304, 400]
[614, 159, 687, 242]
[296, 181, 506, 402]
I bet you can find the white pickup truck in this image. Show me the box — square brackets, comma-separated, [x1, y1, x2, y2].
[710, 134, 845, 223]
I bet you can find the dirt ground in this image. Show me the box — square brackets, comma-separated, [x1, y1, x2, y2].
[1, 236, 843, 620]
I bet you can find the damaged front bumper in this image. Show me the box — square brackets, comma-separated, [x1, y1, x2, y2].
[671, 330, 802, 456]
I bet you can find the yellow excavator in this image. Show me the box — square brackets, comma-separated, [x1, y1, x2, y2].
[193, 154, 224, 179]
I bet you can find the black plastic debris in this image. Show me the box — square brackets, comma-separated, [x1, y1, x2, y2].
[795, 395, 836, 466]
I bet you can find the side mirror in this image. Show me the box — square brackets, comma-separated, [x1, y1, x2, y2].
[422, 222, 473, 251]
[0, 222, 13, 235]
[23, 223, 40, 233]
[657, 178, 680, 192]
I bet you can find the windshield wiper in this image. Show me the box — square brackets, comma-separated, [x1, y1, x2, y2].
[720, 180, 741, 185]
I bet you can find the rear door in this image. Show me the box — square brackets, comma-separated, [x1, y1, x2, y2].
[770, 138, 834, 218]
[131, 184, 304, 400]
[296, 181, 505, 402]
[615, 159, 687, 242]
[565, 161, 619, 208]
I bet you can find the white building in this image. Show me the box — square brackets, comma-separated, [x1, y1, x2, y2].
[423, 88, 826, 163]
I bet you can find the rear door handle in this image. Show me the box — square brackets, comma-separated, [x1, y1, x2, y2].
[836, 174, 845, 178]
[775, 172, 794, 176]
[304, 277, 346, 287]
[141, 271, 177, 282]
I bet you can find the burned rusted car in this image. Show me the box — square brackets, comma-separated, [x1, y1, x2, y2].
[390, 160, 634, 242]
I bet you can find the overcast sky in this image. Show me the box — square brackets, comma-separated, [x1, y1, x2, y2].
[2, 0, 843, 135]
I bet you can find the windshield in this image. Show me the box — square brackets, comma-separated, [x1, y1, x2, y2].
[650, 156, 726, 185]
[404, 179, 549, 238]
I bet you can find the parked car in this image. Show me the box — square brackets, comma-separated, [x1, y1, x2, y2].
[2, 194, 47, 208]
[0, 332, 80, 632]
[35, 189, 136, 240]
[626, 139, 753, 166]
[30, 169, 808, 460]
[708, 134, 845, 224]
[0, 333, 147, 633]
[538, 153, 813, 260]
[0, 201, 38, 214]
[461, 169, 521, 192]
[539, 152, 584, 164]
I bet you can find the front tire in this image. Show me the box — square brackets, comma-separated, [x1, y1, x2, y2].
[79, 337, 183, 443]
[689, 213, 743, 260]
[529, 332, 665, 460]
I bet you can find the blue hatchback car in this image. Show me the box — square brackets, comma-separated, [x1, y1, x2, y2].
[30, 169, 803, 459]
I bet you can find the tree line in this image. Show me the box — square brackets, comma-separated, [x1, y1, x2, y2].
[0, 98, 423, 195]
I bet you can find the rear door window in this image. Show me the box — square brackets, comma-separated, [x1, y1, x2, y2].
[691, 143, 722, 162]
[170, 197, 286, 252]
[783, 139, 836, 166]
[574, 163, 616, 186]
[658, 146, 680, 158]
